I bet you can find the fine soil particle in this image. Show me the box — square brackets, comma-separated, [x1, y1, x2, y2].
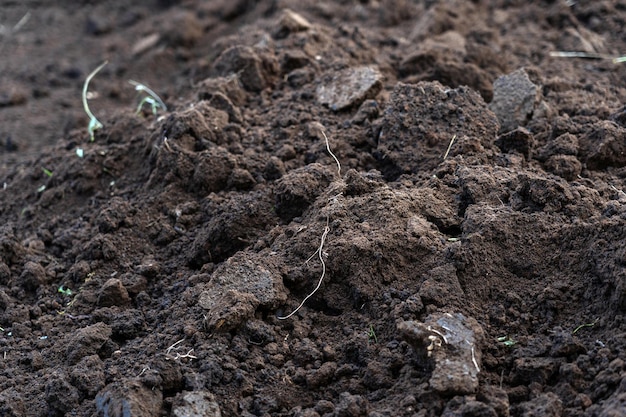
[1, 1, 626, 416]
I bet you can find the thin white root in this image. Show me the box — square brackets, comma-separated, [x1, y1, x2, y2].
[319, 129, 341, 177]
[427, 326, 448, 344]
[165, 338, 197, 361]
[165, 338, 185, 354]
[471, 344, 480, 373]
[278, 217, 331, 320]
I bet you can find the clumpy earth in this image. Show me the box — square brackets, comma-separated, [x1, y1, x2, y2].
[1, 0, 626, 416]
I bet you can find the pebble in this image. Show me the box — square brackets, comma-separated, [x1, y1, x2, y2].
[316, 66, 382, 111]
[171, 391, 222, 417]
[489, 68, 539, 132]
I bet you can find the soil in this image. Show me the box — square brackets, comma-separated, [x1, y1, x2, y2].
[1, 0, 626, 416]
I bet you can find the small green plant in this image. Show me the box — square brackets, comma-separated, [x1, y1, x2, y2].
[368, 324, 378, 344]
[42, 168, 53, 178]
[129, 80, 167, 116]
[496, 336, 516, 347]
[57, 286, 72, 296]
[82, 61, 108, 141]
[572, 318, 598, 334]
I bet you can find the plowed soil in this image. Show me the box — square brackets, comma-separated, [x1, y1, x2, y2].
[1, 1, 626, 416]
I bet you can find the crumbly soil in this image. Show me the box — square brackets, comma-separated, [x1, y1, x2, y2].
[1, 1, 626, 416]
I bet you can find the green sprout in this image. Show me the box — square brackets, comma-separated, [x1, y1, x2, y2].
[572, 318, 598, 334]
[368, 324, 378, 344]
[42, 168, 53, 178]
[496, 336, 516, 347]
[82, 60, 108, 141]
[129, 80, 167, 116]
[57, 286, 73, 297]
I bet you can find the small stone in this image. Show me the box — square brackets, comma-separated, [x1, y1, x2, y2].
[489, 68, 540, 132]
[97, 278, 131, 307]
[172, 391, 222, 417]
[316, 66, 382, 111]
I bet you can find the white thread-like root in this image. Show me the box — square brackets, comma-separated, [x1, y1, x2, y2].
[165, 338, 185, 354]
[319, 130, 341, 177]
[278, 217, 330, 320]
[427, 326, 448, 344]
[471, 344, 480, 373]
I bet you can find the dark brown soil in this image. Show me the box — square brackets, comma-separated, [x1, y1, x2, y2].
[1, 1, 626, 416]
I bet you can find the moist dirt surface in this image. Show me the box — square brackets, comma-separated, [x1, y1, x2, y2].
[1, 1, 626, 416]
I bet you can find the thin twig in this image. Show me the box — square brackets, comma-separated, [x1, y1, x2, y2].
[442, 134, 457, 160]
[550, 51, 626, 63]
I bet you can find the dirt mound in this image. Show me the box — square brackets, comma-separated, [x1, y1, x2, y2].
[1, 0, 626, 416]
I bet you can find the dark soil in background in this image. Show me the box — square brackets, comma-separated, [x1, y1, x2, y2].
[1, 0, 626, 416]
